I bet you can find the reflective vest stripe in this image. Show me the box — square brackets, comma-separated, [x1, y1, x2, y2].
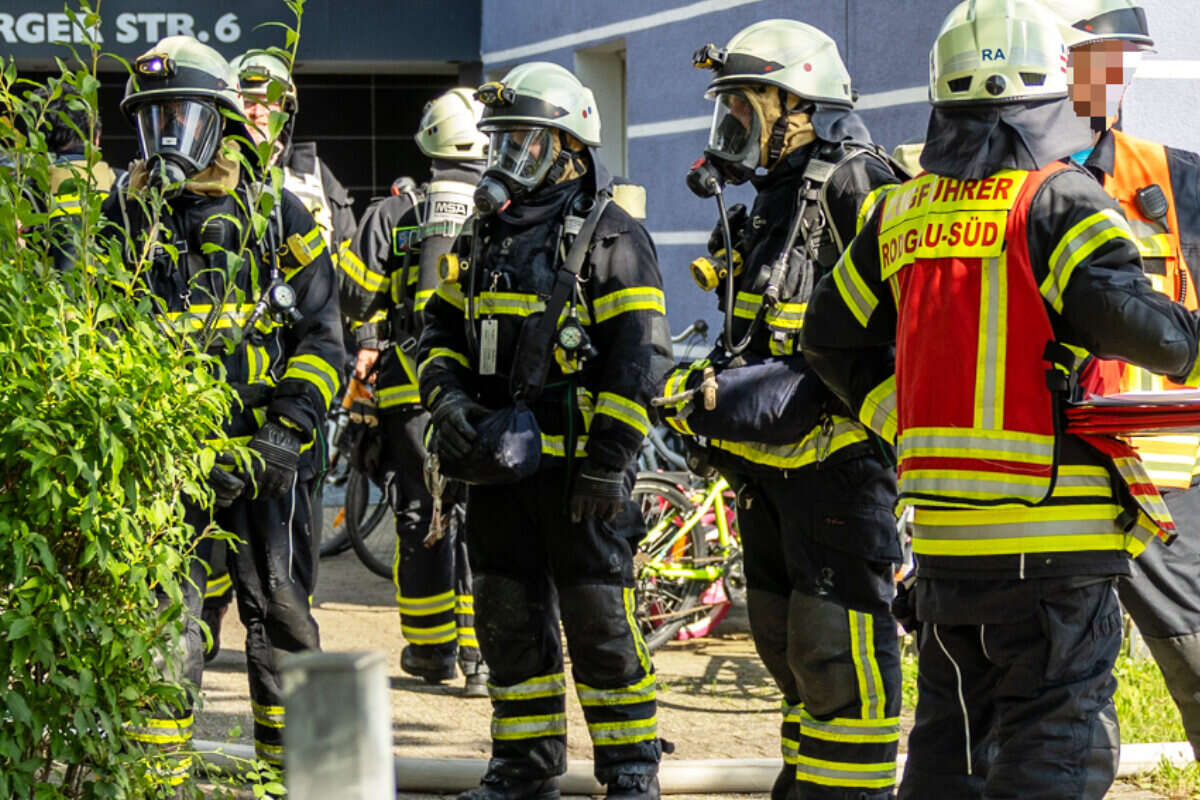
[898, 427, 1056, 460]
[975, 257, 1006, 429]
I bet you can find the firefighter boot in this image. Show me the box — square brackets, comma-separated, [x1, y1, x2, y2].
[606, 774, 660, 799]
[456, 774, 561, 800]
[401, 644, 457, 684]
[462, 656, 490, 698]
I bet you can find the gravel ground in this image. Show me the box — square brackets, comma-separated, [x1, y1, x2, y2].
[196, 548, 1165, 799]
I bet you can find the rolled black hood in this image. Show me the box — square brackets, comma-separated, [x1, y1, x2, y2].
[430, 158, 485, 186]
[920, 96, 1095, 181]
[811, 106, 872, 144]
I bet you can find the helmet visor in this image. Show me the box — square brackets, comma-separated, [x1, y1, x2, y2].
[134, 99, 222, 173]
[707, 91, 761, 164]
[485, 127, 556, 188]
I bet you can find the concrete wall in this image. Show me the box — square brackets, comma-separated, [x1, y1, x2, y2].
[481, 0, 1200, 331]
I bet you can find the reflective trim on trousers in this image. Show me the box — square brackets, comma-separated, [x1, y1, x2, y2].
[487, 672, 568, 702]
[586, 717, 659, 746]
[491, 712, 568, 741]
[576, 673, 656, 707]
[794, 754, 896, 790]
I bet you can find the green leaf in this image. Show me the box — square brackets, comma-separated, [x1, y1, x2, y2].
[6, 618, 33, 641]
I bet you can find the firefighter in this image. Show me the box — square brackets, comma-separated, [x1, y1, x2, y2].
[801, 1, 1200, 797]
[103, 36, 342, 778]
[198, 49, 357, 661]
[660, 20, 905, 800]
[418, 63, 671, 799]
[337, 87, 488, 696]
[1052, 0, 1200, 761]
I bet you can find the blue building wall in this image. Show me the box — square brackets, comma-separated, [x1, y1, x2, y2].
[481, 0, 1200, 331]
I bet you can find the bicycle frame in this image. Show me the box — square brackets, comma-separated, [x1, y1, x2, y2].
[639, 476, 736, 582]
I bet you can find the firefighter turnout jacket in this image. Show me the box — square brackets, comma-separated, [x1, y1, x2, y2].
[802, 159, 1200, 580]
[1081, 129, 1200, 490]
[418, 177, 672, 473]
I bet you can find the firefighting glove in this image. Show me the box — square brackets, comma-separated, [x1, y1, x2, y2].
[429, 391, 489, 461]
[891, 571, 918, 634]
[249, 420, 303, 498]
[569, 464, 629, 524]
[207, 461, 246, 509]
[707, 202, 747, 256]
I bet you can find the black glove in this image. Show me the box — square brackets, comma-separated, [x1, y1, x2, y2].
[207, 462, 246, 509]
[891, 572, 918, 634]
[707, 202, 748, 257]
[249, 420, 303, 498]
[429, 391, 490, 461]
[569, 464, 630, 523]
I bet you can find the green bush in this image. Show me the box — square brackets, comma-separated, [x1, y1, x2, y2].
[0, 3, 301, 796]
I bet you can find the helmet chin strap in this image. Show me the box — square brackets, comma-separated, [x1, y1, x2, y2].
[544, 133, 586, 186]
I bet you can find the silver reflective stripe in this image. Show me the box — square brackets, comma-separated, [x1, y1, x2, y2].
[587, 719, 659, 744]
[901, 474, 1049, 501]
[782, 737, 800, 763]
[914, 514, 1123, 541]
[488, 673, 567, 701]
[1043, 209, 1127, 309]
[576, 675, 655, 706]
[977, 256, 1005, 429]
[800, 717, 901, 738]
[795, 760, 895, 784]
[898, 431, 1054, 460]
[492, 713, 567, 740]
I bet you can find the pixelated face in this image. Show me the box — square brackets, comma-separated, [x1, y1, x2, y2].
[242, 96, 282, 146]
[1067, 39, 1142, 123]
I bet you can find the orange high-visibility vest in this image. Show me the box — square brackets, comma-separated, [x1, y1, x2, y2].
[1093, 130, 1200, 490]
[880, 163, 1068, 509]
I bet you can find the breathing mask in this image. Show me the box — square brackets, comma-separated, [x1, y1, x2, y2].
[133, 98, 222, 194]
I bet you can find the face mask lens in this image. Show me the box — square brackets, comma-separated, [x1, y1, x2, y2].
[707, 92, 758, 161]
[485, 127, 554, 187]
[134, 99, 222, 174]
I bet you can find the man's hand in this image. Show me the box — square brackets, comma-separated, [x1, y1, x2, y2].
[707, 202, 748, 257]
[249, 421, 303, 498]
[429, 392, 490, 461]
[354, 347, 380, 381]
[569, 464, 629, 523]
[207, 463, 246, 509]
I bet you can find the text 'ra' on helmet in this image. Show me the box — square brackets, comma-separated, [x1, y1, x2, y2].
[694, 19, 854, 108]
[930, 0, 1073, 106]
[475, 62, 600, 147]
[1044, 0, 1154, 48]
[416, 87, 488, 160]
[230, 49, 298, 113]
[121, 35, 244, 122]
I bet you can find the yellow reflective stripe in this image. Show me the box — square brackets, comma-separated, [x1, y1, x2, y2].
[492, 713, 567, 741]
[859, 376, 897, 442]
[1041, 209, 1132, 312]
[456, 594, 474, 613]
[782, 736, 800, 764]
[783, 701, 805, 724]
[711, 417, 869, 470]
[849, 611, 885, 720]
[898, 427, 1056, 462]
[401, 620, 457, 644]
[974, 256, 1007, 429]
[586, 717, 659, 745]
[458, 628, 479, 648]
[377, 384, 420, 408]
[541, 433, 589, 458]
[397, 589, 456, 615]
[488, 672, 567, 701]
[857, 185, 892, 235]
[436, 281, 466, 311]
[49, 192, 84, 218]
[286, 225, 326, 269]
[413, 288, 435, 314]
[594, 391, 650, 437]
[765, 300, 807, 332]
[593, 287, 666, 323]
[794, 755, 896, 789]
[204, 572, 232, 599]
[576, 673, 656, 707]
[255, 740, 284, 765]
[666, 416, 695, 436]
[902, 467, 1110, 502]
[337, 243, 388, 293]
[624, 586, 653, 676]
[418, 347, 471, 378]
[799, 712, 901, 744]
[832, 248, 878, 328]
[732, 291, 761, 320]
[282, 353, 341, 408]
[252, 704, 285, 729]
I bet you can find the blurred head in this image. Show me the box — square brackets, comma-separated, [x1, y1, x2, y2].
[36, 86, 100, 154]
[1067, 39, 1142, 130]
[230, 50, 297, 157]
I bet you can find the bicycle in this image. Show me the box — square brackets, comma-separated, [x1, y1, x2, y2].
[632, 469, 743, 653]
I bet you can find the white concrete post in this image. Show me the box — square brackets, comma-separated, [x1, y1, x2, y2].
[280, 651, 395, 800]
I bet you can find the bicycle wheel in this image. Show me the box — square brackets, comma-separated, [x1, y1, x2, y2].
[632, 475, 709, 653]
[346, 468, 397, 579]
[317, 458, 355, 558]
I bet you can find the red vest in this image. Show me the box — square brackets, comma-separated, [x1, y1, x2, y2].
[879, 163, 1069, 508]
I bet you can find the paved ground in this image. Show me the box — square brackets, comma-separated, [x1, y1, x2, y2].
[196, 549, 1166, 798]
